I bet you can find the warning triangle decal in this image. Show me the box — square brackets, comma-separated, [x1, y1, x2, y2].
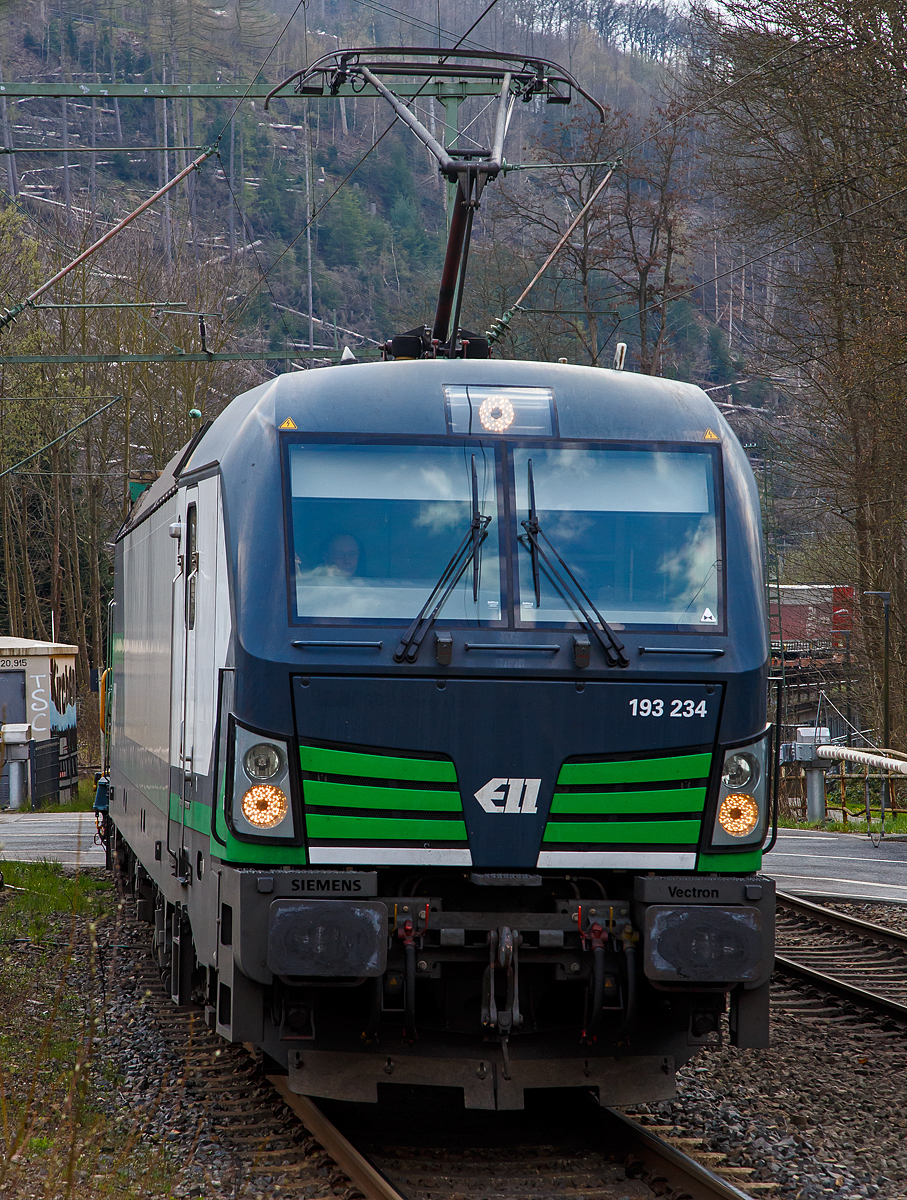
[700, 607, 717, 623]
[703, 428, 719, 440]
[278, 418, 297, 430]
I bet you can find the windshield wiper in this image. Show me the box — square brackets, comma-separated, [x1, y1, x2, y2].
[520, 459, 629, 668]
[394, 454, 491, 663]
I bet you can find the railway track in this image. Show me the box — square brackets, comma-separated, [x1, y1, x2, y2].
[277, 1085, 765, 1200]
[122, 915, 763, 1200]
[775, 891, 907, 1019]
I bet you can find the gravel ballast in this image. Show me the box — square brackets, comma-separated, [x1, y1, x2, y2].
[13, 878, 907, 1200]
[632, 898, 907, 1200]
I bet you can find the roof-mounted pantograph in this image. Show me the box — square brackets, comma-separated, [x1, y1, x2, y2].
[267, 50, 606, 360]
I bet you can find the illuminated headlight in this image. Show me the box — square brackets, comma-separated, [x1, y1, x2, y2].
[718, 793, 760, 838]
[710, 733, 770, 848]
[230, 721, 294, 838]
[444, 384, 556, 436]
[479, 394, 515, 432]
[241, 784, 289, 828]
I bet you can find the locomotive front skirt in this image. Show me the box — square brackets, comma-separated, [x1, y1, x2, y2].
[109, 358, 775, 1110]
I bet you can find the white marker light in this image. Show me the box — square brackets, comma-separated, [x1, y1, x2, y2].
[479, 395, 515, 432]
[243, 742, 283, 781]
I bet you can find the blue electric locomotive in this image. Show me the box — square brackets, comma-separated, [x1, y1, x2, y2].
[108, 47, 773, 1111]
[109, 356, 774, 1110]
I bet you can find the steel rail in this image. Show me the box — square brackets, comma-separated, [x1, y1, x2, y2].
[603, 1108, 762, 1200]
[264, 1067, 764, 1200]
[777, 890, 907, 950]
[773, 955, 907, 1020]
[266, 1076, 405, 1200]
[775, 891, 907, 1020]
[264, 1075, 763, 1200]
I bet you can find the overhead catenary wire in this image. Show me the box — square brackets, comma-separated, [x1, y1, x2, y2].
[486, 165, 618, 343]
[171, 9, 820, 353]
[0, 7, 826, 364]
[484, 34, 835, 348]
[0, 396, 123, 481]
[0, 0, 311, 335]
[0, 146, 218, 330]
[214, 0, 310, 142]
[227, 0, 506, 327]
[344, 0, 492, 56]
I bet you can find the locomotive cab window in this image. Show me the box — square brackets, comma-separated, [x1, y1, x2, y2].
[285, 440, 503, 625]
[511, 445, 724, 631]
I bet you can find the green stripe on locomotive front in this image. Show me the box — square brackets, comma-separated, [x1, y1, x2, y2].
[550, 788, 706, 814]
[543, 751, 711, 851]
[556, 752, 711, 786]
[542, 819, 702, 844]
[300, 742, 469, 852]
[299, 744, 457, 782]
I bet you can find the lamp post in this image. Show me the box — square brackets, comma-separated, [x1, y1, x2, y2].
[864, 590, 891, 824]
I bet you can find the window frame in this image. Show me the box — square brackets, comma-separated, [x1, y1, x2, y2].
[505, 438, 727, 635]
[279, 434, 726, 635]
[185, 501, 198, 631]
[280, 433, 507, 629]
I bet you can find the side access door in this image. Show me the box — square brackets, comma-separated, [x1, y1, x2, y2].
[169, 488, 199, 878]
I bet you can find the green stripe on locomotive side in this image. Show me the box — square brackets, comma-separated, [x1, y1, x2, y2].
[300, 743, 457, 783]
[550, 787, 707, 815]
[305, 813, 469, 841]
[303, 779, 463, 812]
[697, 848, 762, 872]
[543, 818, 702, 844]
[557, 752, 711, 787]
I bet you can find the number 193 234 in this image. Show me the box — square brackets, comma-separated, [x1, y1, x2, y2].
[629, 698, 708, 718]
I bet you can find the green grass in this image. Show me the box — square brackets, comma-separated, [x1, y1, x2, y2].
[0, 864, 181, 1197]
[31, 778, 97, 814]
[0, 861, 111, 941]
[779, 811, 907, 835]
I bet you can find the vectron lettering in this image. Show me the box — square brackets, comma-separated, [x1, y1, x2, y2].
[667, 886, 720, 899]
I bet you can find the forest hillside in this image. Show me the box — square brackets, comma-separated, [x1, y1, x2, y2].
[0, 0, 905, 745]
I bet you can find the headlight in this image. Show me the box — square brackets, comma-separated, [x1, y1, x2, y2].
[479, 394, 515, 431]
[241, 784, 289, 828]
[717, 793, 760, 838]
[230, 721, 294, 838]
[244, 743, 284, 781]
[710, 733, 770, 848]
[721, 752, 759, 790]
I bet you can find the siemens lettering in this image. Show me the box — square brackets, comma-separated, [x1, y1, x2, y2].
[291, 878, 364, 893]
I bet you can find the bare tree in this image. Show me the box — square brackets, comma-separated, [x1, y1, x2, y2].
[688, 0, 907, 746]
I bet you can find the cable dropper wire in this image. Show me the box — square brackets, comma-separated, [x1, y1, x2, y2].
[215, 0, 310, 141]
[225, 0, 505, 327]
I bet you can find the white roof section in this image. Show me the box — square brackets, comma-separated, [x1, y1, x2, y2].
[0, 637, 79, 656]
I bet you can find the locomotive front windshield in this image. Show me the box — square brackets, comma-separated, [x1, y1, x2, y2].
[512, 446, 721, 630]
[286, 442, 503, 623]
[285, 439, 722, 630]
